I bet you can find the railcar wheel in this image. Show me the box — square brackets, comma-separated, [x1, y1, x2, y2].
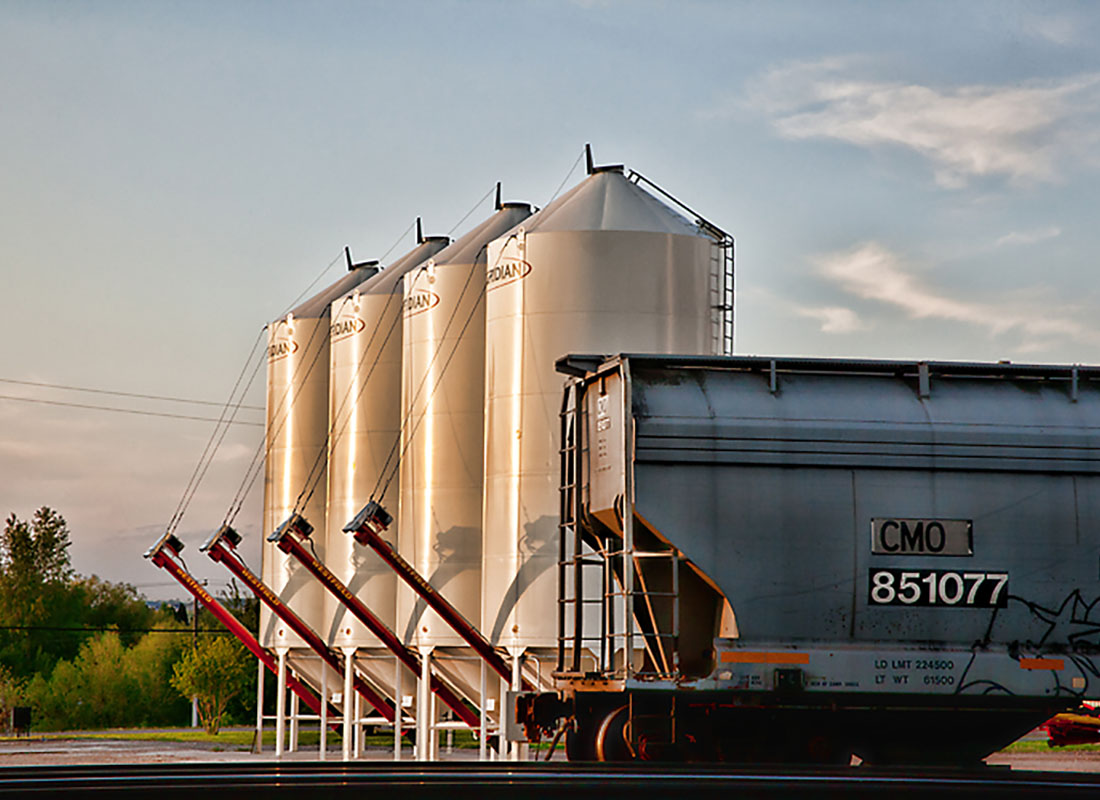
[564, 721, 597, 761]
[594, 705, 634, 762]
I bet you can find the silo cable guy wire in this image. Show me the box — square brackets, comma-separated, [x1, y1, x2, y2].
[164, 325, 267, 537]
[371, 238, 516, 504]
[223, 254, 356, 528]
[292, 188, 501, 516]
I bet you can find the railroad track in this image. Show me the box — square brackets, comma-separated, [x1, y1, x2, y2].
[1, 762, 1099, 798]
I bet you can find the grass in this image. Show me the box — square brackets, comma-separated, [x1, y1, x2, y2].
[1000, 739, 1100, 753]
[2, 727, 481, 750]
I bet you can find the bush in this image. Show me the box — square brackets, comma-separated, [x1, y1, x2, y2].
[26, 628, 190, 731]
[170, 637, 252, 734]
[0, 665, 23, 734]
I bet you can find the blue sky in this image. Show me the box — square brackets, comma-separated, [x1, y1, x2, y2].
[2, 0, 1099, 598]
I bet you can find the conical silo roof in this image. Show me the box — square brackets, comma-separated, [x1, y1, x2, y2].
[522, 168, 702, 235]
[287, 261, 380, 320]
[430, 202, 532, 266]
[358, 235, 451, 296]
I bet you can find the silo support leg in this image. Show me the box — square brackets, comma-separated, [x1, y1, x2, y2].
[319, 667, 327, 761]
[342, 647, 354, 762]
[254, 658, 264, 754]
[479, 661, 487, 762]
[417, 647, 434, 761]
[288, 672, 299, 752]
[511, 650, 528, 761]
[275, 648, 287, 758]
[394, 656, 403, 761]
[354, 692, 362, 758]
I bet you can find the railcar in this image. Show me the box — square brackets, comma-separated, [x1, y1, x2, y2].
[516, 354, 1100, 765]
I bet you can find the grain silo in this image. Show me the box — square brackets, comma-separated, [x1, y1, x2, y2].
[323, 232, 449, 699]
[397, 200, 532, 713]
[481, 159, 734, 683]
[262, 255, 380, 649]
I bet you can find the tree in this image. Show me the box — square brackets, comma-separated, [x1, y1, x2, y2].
[0, 665, 23, 734]
[0, 508, 158, 678]
[26, 632, 131, 730]
[0, 507, 77, 676]
[25, 627, 190, 732]
[170, 637, 252, 734]
[76, 575, 154, 648]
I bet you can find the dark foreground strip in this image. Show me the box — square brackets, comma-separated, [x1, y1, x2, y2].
[0, 762, 1097, 799]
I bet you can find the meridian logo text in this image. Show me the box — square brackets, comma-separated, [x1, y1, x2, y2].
[330, 317, 366, 341]
[404, 290, 440, 316]
[267, 339, 298, 361]
[487, 258, 531, 290]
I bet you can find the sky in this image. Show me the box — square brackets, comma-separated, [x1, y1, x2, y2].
[2, 0, 1100, 601]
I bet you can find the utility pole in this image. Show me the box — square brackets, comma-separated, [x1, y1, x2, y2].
[191, 581, 206, 728]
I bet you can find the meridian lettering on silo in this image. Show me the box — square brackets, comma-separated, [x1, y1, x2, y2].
[330, 316, 365, 341]
[871, 519, 973, 556]
[486, 257, 531, 290]
[267, 339, 298, 361]
[403, 290, 440, 316]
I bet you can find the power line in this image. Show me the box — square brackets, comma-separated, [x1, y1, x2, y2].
[0, 394, 263, 426]
[165, 326, 267, 537]
[0, 625, 243, 634]
[378, 218, 417, 264]
[0, 378, 263, 410]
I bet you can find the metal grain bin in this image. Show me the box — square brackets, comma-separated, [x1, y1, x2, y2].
[324, 235, 449, 651]
[398, 203, 532, 650]
[261, 259, 380, 648]
[482, 166, 731, 656]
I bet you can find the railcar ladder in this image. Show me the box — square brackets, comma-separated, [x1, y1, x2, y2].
[556, 383, 684, 681]
[557, 384, 606, 674]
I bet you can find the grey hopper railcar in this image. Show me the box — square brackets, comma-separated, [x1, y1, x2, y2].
[517, 354, 1100, 765]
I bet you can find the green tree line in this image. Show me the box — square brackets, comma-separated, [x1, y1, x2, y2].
[0, 507, 257, 733]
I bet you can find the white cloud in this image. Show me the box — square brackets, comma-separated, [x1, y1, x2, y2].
[994, 226, 1062, 247]
[745, 59, 1100, 187]
[1023, 13, 1079, 47]
[816, 241, 1100, 346]
[793, 304, 868, 334]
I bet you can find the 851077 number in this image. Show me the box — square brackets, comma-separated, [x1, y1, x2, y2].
[868, 569, 1008, 608]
